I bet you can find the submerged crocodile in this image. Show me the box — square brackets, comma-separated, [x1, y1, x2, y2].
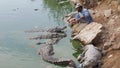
[25, 26, 67, 33]
[38, 39, 77, 68]
[77, 44, 102, 68]
[36, 37, 62, 45]
[30, 33, 67, 40]
[27, 26, 77, 68]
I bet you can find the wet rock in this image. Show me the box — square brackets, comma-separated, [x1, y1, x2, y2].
[104, 9, 112, 18]
[34, 9, 39, 11]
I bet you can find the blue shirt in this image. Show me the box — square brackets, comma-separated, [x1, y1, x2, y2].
[75, 8, 93, 23]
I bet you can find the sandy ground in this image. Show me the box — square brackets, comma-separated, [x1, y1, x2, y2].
[90, 0, 120, 68]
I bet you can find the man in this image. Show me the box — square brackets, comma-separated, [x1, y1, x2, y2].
[75, 3, 93, 23]
[67, 3, 94, 36]
[68, 3, 93, 24]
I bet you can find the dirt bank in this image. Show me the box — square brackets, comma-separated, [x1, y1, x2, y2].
[93, 0, 120, 68]
[70, 0, 120, 68]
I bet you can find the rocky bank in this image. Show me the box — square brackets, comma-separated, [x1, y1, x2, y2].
[69, 0, 120, 68]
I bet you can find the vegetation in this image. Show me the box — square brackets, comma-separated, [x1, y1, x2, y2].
[70, 39, 83, 58]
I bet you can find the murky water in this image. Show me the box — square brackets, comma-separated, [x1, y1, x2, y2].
[0, 0, 80, 68]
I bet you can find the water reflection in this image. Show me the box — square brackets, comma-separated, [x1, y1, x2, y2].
[0, 0, 79, 68]
[43, 0, 74, 25]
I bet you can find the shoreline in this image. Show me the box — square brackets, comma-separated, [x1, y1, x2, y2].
[66, 0, 120, 68]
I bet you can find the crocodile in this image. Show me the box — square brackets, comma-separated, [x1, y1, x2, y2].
[77, 44, 102, 68]
[25, 26, 67, 33]
[29, 32, 67, 40]
[36, 37, 62, 45]
[38, 39, 77, 68]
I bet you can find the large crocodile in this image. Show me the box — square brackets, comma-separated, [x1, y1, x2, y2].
[25, 26, 67, 33]
[30, 32, 67, 40]
[38, 39, 77, 68]
[77, 44, 102, 68]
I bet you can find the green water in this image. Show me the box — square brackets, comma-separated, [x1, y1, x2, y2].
[0, 0, 80, 68]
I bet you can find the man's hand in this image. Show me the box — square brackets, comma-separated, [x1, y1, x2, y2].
[68, 18, 76, 24]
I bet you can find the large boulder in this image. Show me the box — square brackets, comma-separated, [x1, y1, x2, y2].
[72, 23, 89, 34]
[73, 22, 103, 44]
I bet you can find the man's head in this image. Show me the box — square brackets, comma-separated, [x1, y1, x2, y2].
[75, 3, 83, 12]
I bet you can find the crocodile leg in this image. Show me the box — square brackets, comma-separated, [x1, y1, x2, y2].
[80, 57, 86, 63]
[97, 60, 102, 68]
[77, 49, 88, 61]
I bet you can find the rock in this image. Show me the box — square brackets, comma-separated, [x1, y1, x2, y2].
[34, 9, 39, 11]
[118, 5, 120, 12]
[73, 22, 103, 44]
[107, 19, 115, 25]
[112, 44, 120, 50]
[104, 42, 112, 50]
[93, 10, 104, 19]
[104, 9, 112, 18]
[97, 1, 101, 5]
[72, 23, 89, 33]
[110, 1, 118, 9]
[104, 33, 116, 50]
[94, 12, 100, 18]
[116, 27, 120, 32]
[88, 9, 96, 15]
[46, 66, 52, 68]
[108, 54, 113, 58]
[111, 15, 119, 19]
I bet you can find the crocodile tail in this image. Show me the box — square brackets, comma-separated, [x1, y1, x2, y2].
[43, 56, 76, 68]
